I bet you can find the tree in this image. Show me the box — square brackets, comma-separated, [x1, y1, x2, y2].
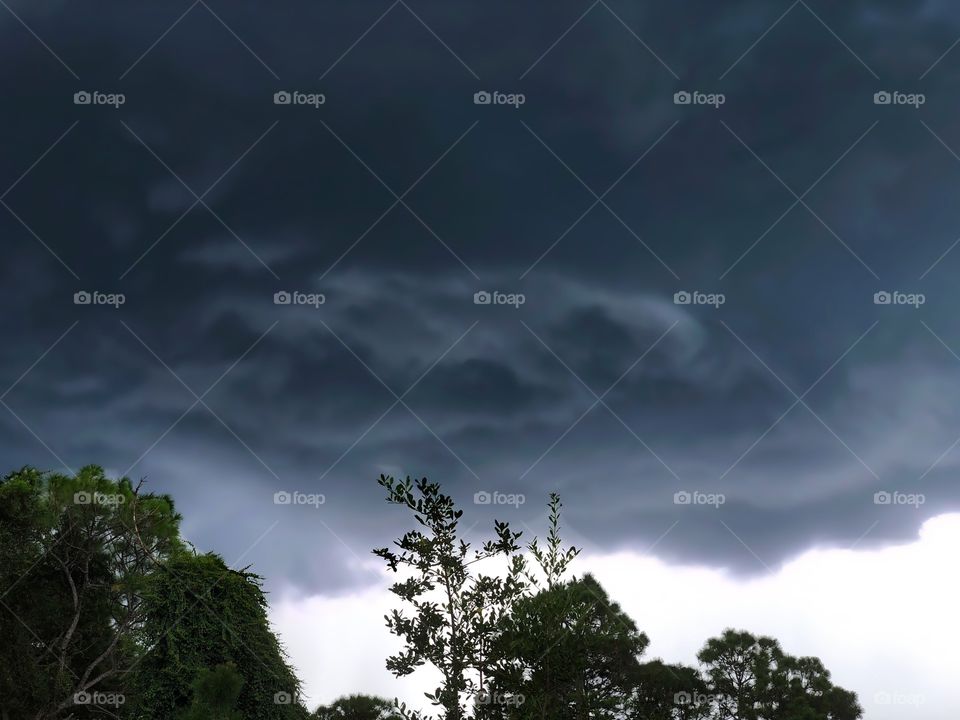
[630, 660, 711, 720]
[491, 574, 648, 720]
[769, 655, 860, 720]
[0, 465, 182, 720]
[130, 551, 308, 719]
[373, 475, 528, 720]
[697, 630, 861, 720]
[698, 630, 776, 720]
[179, 662, 245, 720]
[312, 694, 403, 720]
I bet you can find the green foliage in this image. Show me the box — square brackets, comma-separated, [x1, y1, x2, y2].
[0, 465, 182, 719]
[312, 694, 403, 720]
[131, 551, 308, 719]
[179, 662, 245, 720]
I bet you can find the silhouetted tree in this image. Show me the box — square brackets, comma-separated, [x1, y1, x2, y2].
[373, 475, 528, 720]
[630, 660, 711, 720]
[697, 630, 862, 720]
[312, 694, 403, 719]
[491, 574, 647, 720]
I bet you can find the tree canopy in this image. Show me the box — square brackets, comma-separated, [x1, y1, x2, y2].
[373, 475, 862, 720]
[131, 551, 307, 719]
[312, 694, 403, 720]
[0, 468, 862, 720]
[491, 573, 650, 720]
[0, 466, 306, 720]
[0, 465, 181, 719]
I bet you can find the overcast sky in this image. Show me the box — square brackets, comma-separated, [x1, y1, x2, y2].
[2, 1, 959, 718]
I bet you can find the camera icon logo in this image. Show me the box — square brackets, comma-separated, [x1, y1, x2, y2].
[673, 291, 692, 305]
[74, 91, 91, 105]
[74, 290, 92, 305]
[74, 491, 93, 505]
[74, 691, 92, 705]
[674, 91, 692, 105]
[274, 91, 292, 105]
[274, 491, 292, 505]
[673, 491, 692, 505]
[874, 491, 892, 505]
[873, 291, 891, 305]
[674, 692, 692, 705]
[474, 91, 492, 105]
[474, 491, 492, 505]
[274, 691, 293, 705]
[474, 291, 491, 305]
[274, 291, 291, 305]
[873, 91, 892, 105]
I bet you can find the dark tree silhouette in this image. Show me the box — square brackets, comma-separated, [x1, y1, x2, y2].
[491, 573, 649, 720]
[698, 629, 862, 720]
[373, 479, 863, 720]
[631, 660, 711, 720]
[312, 694, 403, 719]
[373, 475, 527, 720]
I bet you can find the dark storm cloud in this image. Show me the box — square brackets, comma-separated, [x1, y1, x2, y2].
[2, 0, 960, 593]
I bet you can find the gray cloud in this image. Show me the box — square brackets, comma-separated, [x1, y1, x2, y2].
[2, 0, 960, 595]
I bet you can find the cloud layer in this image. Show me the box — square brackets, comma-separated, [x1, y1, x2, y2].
[1, 0, 959, 598]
